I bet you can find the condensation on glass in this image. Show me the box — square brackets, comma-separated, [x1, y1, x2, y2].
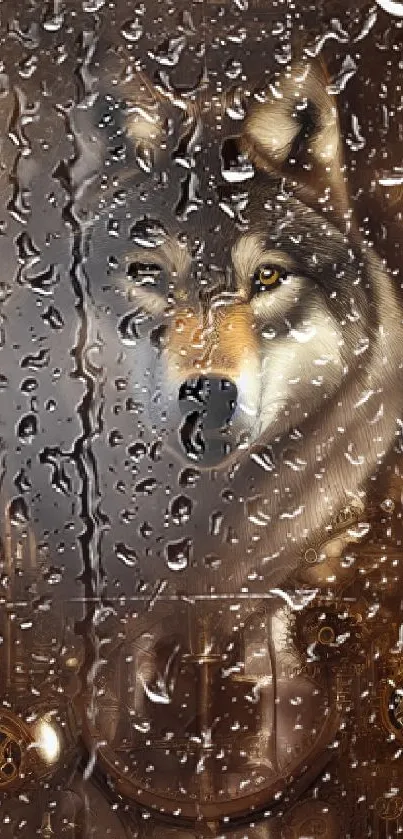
[0, 1, 402, 837]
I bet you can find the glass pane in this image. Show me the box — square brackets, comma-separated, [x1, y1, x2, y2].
[0, 1, 402, 836]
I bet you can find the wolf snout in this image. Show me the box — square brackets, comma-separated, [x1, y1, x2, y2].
[178, 375, 238, 430]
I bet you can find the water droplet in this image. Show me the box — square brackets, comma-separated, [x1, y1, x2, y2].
[380, 498, 395, 513]
[83, 0, 105, 11]
[0, 72, 9, 97]
[150, 35, 187, 66]
[19, 54, 38, 79]
[130, 218, 167, 249]
[262, 326, 276, 340]
[114, 542, 138, 567]
[173, 115, 200, 169]
[135, 478, 157, 496]
[43, 9, 64, 31]
[9, 495, 30, 526]
[109, 429, 124, 447]
[225, 88, 246, 121]
[14, 467, 31, 494]
[8, 19, 40, 49]
[27, 265, 60, 296]
[179, 467, 201, 487]
[327, 55, 358, 95]
[120, 508, 137, 524]
[127, 441, 147, 462]
[139, 521, 153, 538]
[165, 537, 192, 571]
[117, 309, 151, 345]
[135, 142, 154, 173]
[175, 172, 202, 220]
[43, 566, 63, 585]
[20, 377, 38, 393]
[209, 510, 223, 536]
[115, 377, 128, 391]
[121, 17, 143, 42]
[39, 448, 72, 495]
[225, 58, 243, 80]
[170, 495, 192, 525]
[221, 488, 235, 503]
[220, 138, 254, 182]
[149, 440, 163, 461]
[282, 449, 307, 473]
[305, 17, 349, 57]
[203, 554, 221, 570]
[246, 495, 271, 527]
[21, 349, 50, 370]
[42, 305, 64, 330]
[179, 411, 205, 461]
[179, 9, 195, 33]
[17, 413, 38, 443]
[250, 447, 276, 472]
[0, 282, 13, 303]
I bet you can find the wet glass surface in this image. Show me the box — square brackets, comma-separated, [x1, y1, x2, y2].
[0, 0, 403, 836]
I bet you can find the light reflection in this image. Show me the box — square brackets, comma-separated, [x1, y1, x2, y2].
[33, 717, 61, 765]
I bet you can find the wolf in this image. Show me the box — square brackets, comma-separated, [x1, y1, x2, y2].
[0, 39, 401, 836]
[85, 57, 403, 600]
[63, 54, 403, 827]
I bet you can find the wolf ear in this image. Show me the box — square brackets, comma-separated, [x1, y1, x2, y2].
[242, 60, 350, 224]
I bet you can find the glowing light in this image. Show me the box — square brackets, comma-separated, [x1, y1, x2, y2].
[34, 717, 61, 764]
[65, 656, 79, 669]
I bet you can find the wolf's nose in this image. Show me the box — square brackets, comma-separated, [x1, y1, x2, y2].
[178, 376, 238, 429]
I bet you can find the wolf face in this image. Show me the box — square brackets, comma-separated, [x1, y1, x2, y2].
[124, 187, 348, 469]
[86, 59, 403, 593]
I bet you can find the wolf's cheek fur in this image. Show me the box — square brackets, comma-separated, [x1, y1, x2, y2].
[257, 313, 344, 435]
[158, 284, 344, 446]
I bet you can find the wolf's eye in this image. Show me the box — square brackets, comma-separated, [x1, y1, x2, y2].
[251, 265, 284, 296]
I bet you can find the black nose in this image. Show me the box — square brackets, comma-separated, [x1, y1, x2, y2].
[178, 376, 238, 430]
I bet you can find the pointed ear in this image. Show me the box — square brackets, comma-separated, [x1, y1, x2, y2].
[242, 60, 351, 225]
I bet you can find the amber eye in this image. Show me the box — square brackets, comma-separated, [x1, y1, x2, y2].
[251, 265, 284, 296]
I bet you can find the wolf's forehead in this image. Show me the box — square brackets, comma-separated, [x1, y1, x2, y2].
[129, 222, 235, 272]
[124, 81, 253, 195]
[125, 82, 245, 143]
[121, 82, 290, 267]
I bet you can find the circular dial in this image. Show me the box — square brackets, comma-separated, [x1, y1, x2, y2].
[78, 601, 339, 821]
